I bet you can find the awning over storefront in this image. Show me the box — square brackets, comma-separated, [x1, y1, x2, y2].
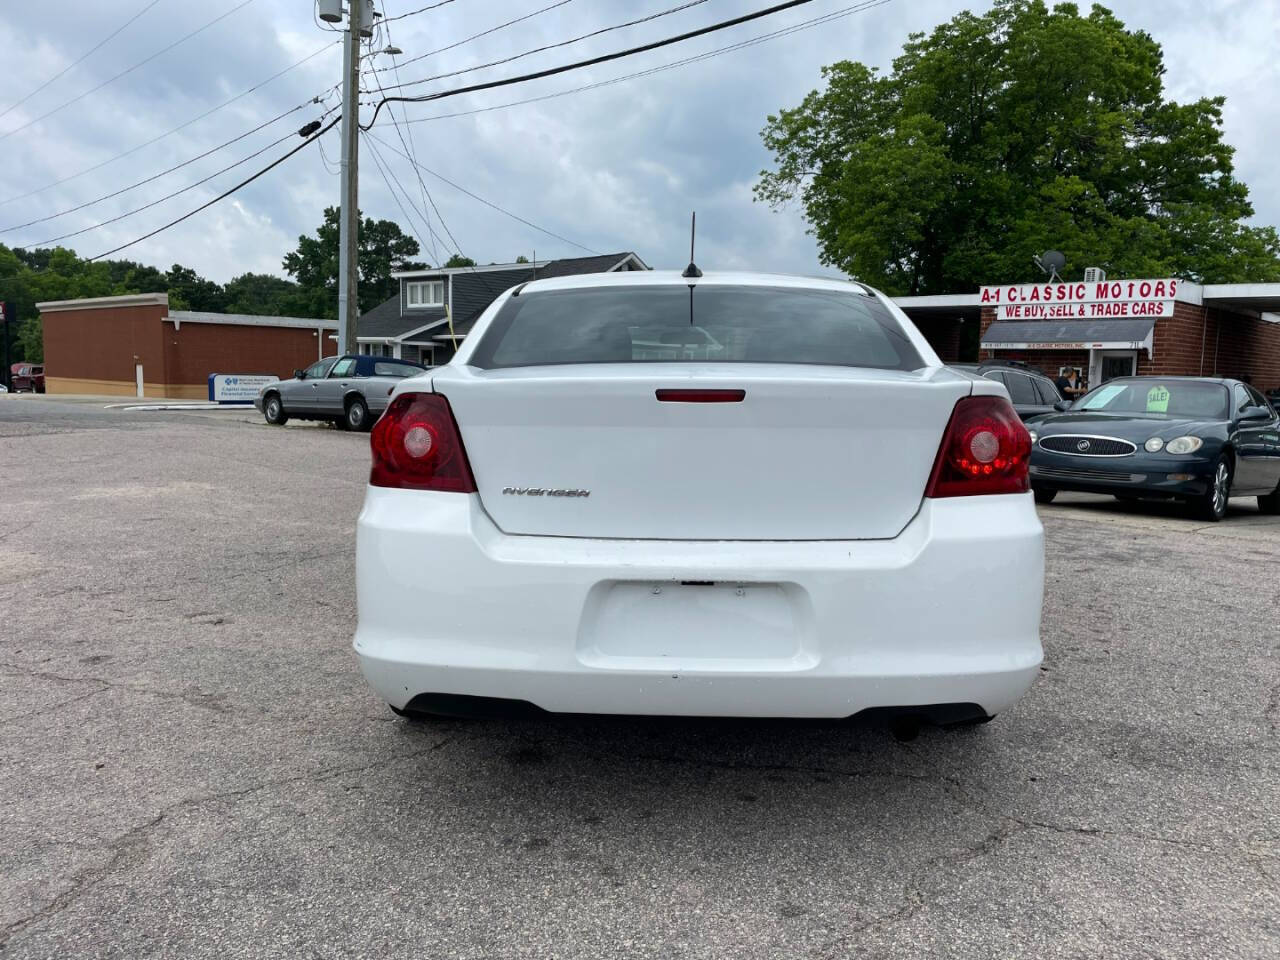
[981, 319, 1155, 351]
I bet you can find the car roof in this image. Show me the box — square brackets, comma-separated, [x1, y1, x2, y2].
[950, 362, 1051, 378]
[510, 270, 873, 297]
[326, 354, 425, 367]
[1097, 375, 1239, 386]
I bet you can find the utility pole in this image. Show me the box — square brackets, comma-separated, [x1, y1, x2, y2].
[336, 0, 363, 356]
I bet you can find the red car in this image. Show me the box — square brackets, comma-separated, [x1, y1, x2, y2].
[10, 363, 45, 393]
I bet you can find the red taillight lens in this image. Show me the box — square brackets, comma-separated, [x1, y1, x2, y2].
[370, 392, 476, 492]
[925, 395, 1031, 498]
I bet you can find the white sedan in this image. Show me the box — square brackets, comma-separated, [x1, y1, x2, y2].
[354, 271, 1044, 729]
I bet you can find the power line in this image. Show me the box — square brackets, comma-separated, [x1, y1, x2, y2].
[27, 111, 334, 249]
[400, 0, 892, 126]
[361, 129, 450, 260]
[0, 0, 260, 142]
[0, 41, 340, 208]
[317, 136, 340, 175]
[379, 0, 574, 74]
[0, 0, 165, 121]
[88, 115, 340, 262]
[361, 0, 818, 131]
[73, 1, 815, 263]
[365, 131, 599, 254]
[1, 101, 319, 234]
[366, 15, 441, 264]
[381, 0, 458, 24]
[363, 130, 512, 321]
[366, 0, 710, 92]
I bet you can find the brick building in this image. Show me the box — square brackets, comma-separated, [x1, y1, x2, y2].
[38, 293, 337, 398]
[896, 280, 1280, 392]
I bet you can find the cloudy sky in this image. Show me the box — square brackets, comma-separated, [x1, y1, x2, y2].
[1, 0, 1278, 284]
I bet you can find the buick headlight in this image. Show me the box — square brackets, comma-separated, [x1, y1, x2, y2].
[1144, 437, 1164, 453]
[1165, 436, 1203, 455]
[1028, 429, 1039, 444]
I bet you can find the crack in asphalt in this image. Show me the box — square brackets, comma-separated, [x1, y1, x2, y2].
[0, 734, 454, 947]
[0, 521, 35, 544]
[0, 684, 111, 727]
[811, 819, 1033, 956]
[0, 664, 233, 716]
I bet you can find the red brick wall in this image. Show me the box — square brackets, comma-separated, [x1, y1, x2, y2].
[911, 316, 965, 362]
[42, 302, 168, 386]
[1197, 306, 1280, 390]
[162, 321, 328, 385]
[979, 301, 1280, 391]
[42, 299, 337, 397]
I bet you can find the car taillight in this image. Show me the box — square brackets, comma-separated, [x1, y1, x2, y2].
[370, 392, 476, 492]
[925, 395, 1031, 498]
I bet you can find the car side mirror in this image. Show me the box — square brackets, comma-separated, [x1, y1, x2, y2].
[1241, 406, 1273, 422]
[294, 369, 304, 380]
[1053, 400, 1071, 412]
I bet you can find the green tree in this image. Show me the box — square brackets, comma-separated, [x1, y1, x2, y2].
[165, 264, 226, 312]
[0, 244, 253, 362]
[444, 254, 476, 268]
[222, 272, 312, 316]
[282, 206, 424, 315]
[515, 255, 530, 264]
[756, 0, 1280, 293]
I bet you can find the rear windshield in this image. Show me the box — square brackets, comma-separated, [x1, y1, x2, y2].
[1074, 380, 1229, 419]
[373, 361, 424, 377]
[469, 285, 925, 371]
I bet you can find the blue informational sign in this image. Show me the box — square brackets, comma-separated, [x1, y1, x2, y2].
[207, 374, 279, 404]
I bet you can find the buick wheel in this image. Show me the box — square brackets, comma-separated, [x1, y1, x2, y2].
[1193, 456, 1231, 522]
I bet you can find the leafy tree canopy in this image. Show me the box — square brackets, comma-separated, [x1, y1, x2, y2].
[756, 0, 1280, 294]
[282, 206, 425, 315]
[2, 208, 441, 363]
[444, 254, 477, 268]
[0, 244, 318, 363]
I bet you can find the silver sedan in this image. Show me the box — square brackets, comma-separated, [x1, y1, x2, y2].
[255, 355, 429, 430]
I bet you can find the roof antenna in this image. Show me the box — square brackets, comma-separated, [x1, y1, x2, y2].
[682, 212, 702, 279]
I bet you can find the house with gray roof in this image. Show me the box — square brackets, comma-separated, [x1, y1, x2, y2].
[357, 252, 649, 365]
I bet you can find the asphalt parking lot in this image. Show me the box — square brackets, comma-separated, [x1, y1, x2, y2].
[1, 395, 1277, 959]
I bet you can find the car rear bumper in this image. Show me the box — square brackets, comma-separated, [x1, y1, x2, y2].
[354, 489, 1045, 719]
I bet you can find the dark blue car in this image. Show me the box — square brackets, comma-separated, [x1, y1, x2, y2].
[1029, 377, 1280, 521]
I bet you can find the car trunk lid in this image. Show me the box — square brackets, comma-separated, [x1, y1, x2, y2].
[434, 365, 970, 540]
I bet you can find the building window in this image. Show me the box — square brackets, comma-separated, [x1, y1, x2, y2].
[406, 280, 444, 308]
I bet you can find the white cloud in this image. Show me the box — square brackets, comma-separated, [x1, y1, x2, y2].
[0, 0, 1276, 288]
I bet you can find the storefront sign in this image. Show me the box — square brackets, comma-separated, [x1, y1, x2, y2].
[981, 340, 1149, 350]
[979, 279, 1178, 320]
[207, 374, 278, 404]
